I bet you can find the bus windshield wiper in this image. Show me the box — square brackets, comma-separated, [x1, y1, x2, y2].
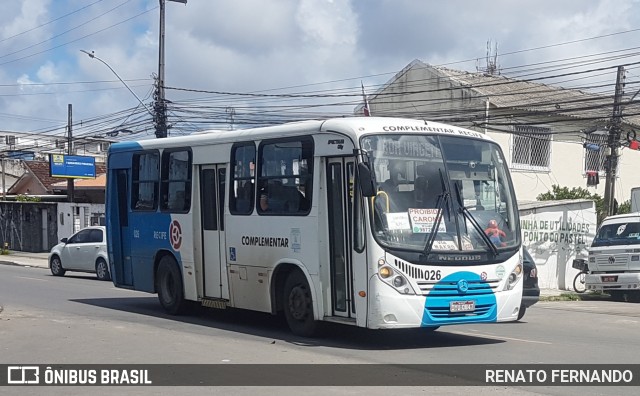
[453, 182, 498, 256]
[422, 169, 450, 258]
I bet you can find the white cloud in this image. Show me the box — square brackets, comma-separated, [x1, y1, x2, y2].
[2, 0, 640, 133]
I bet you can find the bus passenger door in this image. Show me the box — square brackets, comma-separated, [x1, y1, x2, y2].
[200, 165, 228, 300]
[326, 158, 356, 318]
[112, 169, 133, 286]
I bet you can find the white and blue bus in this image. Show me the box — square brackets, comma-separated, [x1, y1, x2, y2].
[106, 117, 523, 336]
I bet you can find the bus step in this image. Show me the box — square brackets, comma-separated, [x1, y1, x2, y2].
[201, 298, 229, 309]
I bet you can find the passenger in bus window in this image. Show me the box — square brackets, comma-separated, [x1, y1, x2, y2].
[259, 188, 269, 211]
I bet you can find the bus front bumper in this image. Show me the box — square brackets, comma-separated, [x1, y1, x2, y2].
[367, 276, 521, 329]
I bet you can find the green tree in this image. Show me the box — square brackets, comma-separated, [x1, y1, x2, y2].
[15, 194, 41, 202]
[617, 199, 631, 215]
[536, 185, 632, 223]
[536, 185, 606, 223]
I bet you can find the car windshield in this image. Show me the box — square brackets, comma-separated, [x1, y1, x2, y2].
[592, 221, 640, 247]
[361, 134, 519, 255]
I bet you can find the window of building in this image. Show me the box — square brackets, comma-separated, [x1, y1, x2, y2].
[584, 132, 607, 174]
[160, 149, 192, 212]
[229, 143, 256, 215]
[511, 125, 552, 171]
[132, 151, 159, 211]
[257, 137, 313, 215]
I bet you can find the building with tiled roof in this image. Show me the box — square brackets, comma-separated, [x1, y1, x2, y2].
[355, 59, 640, 203]
[8, 161, 106, 203]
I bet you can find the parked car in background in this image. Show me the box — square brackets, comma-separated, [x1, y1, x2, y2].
[519, 246, 540, 320]
[48, 226, 110, 281]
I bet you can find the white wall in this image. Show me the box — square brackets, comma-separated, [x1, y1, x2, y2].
[56, 203, 105, 241]
[519, 200, 597, 290]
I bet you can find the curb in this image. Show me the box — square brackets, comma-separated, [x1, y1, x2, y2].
[0, 261, 24, 267]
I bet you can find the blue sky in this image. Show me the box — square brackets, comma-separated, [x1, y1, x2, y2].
[1, 0, 640, 141]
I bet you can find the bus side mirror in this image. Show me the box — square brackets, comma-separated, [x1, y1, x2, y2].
[357, 163, 376, 197]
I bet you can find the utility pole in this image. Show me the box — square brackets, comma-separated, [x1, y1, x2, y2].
[155, 0, 187, 138]
[604, 66, 625, 216]
[67, 104, 74, 203]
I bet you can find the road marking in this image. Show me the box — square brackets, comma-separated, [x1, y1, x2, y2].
[15, 276, 47, 282]
[448, 330, 552, 344]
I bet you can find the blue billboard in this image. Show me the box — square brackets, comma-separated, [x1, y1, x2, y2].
[49, 154, 96, 179]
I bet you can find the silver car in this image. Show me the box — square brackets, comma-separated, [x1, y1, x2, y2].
[48, 226, 110, 281]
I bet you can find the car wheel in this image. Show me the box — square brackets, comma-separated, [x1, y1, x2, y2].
[95, 259, 111, 281]
[283, 270, 318, 337]
[50, 255, 66, 277]
[517, 305, 526, 321]
[156, 255, 189, 315]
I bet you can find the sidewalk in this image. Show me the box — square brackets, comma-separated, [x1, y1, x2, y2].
[0, 250, 50, 269]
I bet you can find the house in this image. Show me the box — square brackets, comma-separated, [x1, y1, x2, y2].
[7, 161, 106, 201]
[355, 59, 640, 203]
[2, 161, 107, 252]
[50, 173, 107, 204]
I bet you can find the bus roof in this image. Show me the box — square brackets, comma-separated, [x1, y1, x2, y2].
[109, 117, 494, 152]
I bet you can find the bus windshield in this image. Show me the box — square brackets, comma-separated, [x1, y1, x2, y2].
[361, 134, 519, 255]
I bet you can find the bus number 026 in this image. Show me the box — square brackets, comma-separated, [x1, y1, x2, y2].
[426, 270, 441, 280]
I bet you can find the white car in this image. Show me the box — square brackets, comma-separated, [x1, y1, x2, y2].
[48, 226, 111, 281]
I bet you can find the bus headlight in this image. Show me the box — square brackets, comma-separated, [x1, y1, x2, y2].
[376, 259, 416, 295]
[503, 263, 523, 291]
[379, 266, 393, 279]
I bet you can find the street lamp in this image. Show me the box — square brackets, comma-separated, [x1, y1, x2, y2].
[80, 50, 155, 118]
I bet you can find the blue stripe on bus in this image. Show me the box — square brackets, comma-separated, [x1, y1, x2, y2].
[109, 141, 144, 153]
[421, 271, 498, 326]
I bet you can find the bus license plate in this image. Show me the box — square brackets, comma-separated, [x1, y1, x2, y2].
[601, 276, 618, 282]
[450, 300, 475, 313]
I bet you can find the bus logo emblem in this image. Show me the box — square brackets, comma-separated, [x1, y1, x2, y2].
[608, 256, 616, 264]
[457, 279, 469, 293]
[170, 220, 182, 250]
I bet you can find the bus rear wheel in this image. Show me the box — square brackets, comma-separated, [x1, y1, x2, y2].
[156, 255, 189, 315]
[283, 271, 318, 337]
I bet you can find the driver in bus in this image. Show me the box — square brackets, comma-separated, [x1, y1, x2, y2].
[380, 160, 404, 192]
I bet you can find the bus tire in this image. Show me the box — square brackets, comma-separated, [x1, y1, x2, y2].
[283, 271, 318, 337]
[156, 255, 188, 315]
[517, 305, 526, 321]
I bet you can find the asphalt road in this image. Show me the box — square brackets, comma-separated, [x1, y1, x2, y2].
[1, 264, 639, 396]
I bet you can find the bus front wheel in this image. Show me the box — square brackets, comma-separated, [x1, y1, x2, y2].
[283, 271, 318, 337]
[156, 255, 188, 315]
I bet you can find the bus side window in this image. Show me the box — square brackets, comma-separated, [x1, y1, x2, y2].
[230, 143, 256, 215]
[132, 151, 159, 211]
[257, 136, 313, 216]
[160, 149, 192, 213]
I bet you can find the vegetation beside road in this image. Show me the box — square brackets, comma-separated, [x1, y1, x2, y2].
[540, 291, 611, 302]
